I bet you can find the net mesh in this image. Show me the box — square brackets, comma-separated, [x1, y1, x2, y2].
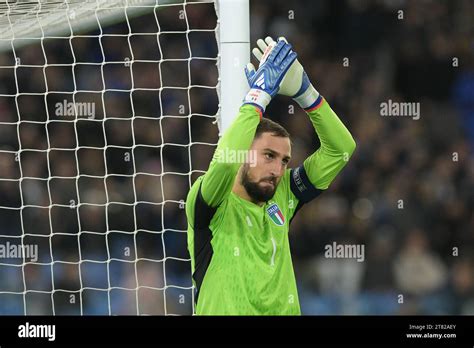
[0, 0, 219, 315]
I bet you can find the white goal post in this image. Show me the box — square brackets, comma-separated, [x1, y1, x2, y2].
[0, 0, 249, 315]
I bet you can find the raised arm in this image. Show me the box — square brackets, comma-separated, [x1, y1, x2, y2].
[249, 36, 356, 192]
[301, 96, 356, 189]
[200, 104, 261, 207]
[200, 38, 298, 207]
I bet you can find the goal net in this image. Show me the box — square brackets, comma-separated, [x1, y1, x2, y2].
[0, 0, 247, 315]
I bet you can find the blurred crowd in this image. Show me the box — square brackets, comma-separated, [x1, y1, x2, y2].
[0, 0, 473, 315]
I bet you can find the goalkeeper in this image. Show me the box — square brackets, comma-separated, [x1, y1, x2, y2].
[186, 37, 356, 315]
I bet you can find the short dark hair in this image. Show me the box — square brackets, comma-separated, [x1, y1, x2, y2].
[254, 118, 290, 139]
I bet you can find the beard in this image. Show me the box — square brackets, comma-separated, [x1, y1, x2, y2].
[240, 164, 278, 203]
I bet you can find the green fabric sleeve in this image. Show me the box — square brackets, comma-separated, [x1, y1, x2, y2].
[303, 99, 356, 190]
[200, 104, 261, 207]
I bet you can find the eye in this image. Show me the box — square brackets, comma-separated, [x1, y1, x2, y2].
[282, 159, 289, 165]
[265, 152, 274, 160]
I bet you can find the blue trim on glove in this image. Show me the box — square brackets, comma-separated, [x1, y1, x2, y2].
[304, 94, 324, 112]
[293, 71, 311, 98]
[246, 40, 298, 98]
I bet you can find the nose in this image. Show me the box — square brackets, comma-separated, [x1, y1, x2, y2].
[269, 162, 284, 178]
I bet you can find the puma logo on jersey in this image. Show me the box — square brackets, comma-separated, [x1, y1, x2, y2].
[267, 203, 285, 226]
[246, 215, 253, 227]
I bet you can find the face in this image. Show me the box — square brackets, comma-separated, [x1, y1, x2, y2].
[240, 132, 291, 204]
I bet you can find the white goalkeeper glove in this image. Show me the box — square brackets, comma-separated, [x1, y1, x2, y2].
[245, 36, 320, 110]
[243, 37, 297, 113]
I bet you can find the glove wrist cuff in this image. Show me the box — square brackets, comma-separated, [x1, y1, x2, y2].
[294, 84, 319, 109]
[243, 88, 272, 113]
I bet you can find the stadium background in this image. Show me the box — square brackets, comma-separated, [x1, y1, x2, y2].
[0, 0, 473, 315]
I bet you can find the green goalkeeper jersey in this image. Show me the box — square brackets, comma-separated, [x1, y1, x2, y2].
[186, 97, 355, 315]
